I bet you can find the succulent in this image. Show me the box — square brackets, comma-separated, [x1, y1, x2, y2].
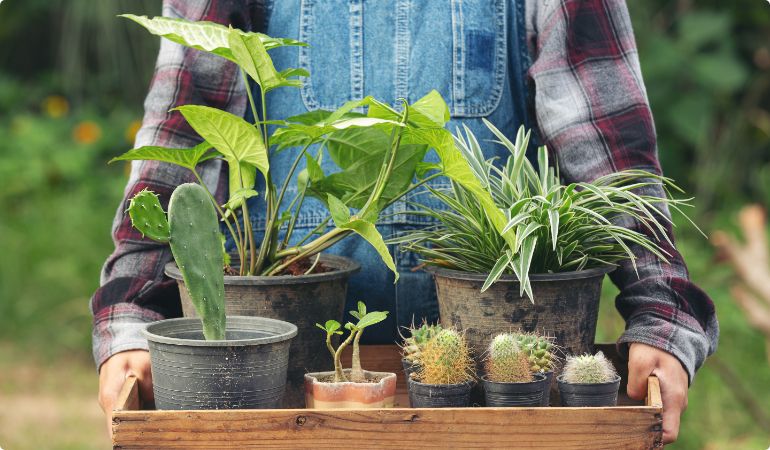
[561, 352, 618, 384]
[485, 333, 532, 383]
[128, 184, 226, 340]
[401, 322, 443, 364]
[513, 332, 558, 373]
[417, 328, 475, 385]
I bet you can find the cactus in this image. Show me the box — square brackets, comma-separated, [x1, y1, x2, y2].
[513, 332, 558, 373]
[417, 328, 475, 385]
[401, 322, 443, 364]
[168, 183, 226, 340]
[561, 352, 618, 384]
[128, 189, 170, 242]
[485, 333, 532, 383]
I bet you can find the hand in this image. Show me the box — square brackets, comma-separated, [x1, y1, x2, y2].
[98, 350, 154, 438]
[627, 342, 689, 444]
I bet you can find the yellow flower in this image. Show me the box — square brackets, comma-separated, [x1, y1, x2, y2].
[73, 121, 102, 144]
[125, 120, 142, 144]
[42, 95, 69, 118]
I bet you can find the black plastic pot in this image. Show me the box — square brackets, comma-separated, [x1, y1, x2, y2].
[557, 374, 621, 407]
[482, 373, 548, 407]
[166, 254, 359, 407]
[144, 316, 297, 410]
[428, 265, 614, 403]
[402, 358, 420, 380]
[407, 378, 473, 408]
[540, 371, 554, 406]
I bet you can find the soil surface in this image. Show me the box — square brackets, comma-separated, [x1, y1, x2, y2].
[315, 372, 386, 384]
[223, 256, 333, 276]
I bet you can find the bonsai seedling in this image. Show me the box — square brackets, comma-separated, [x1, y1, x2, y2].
[417, 328, 475, 385]
[485, 333, 532, 383]
[401, 321, 443, 366]
[561, 352, 618, 384]
[316, 302, 388, 383]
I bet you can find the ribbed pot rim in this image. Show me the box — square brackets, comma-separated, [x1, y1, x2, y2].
[425, 264, 615, 282]
[165, 253, 360, 286]
[407, 378, 475, 389]
[143, 316, 298, 347]
[556, 374, 622, 387]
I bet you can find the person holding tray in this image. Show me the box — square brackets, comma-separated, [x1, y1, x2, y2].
[93, 0, 718, 444]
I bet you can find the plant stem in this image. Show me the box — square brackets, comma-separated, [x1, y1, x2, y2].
[333, 329, 356, 383]
[274, 141, 312, 222]
[265, 227, 349, 276]
[253, 88, 278, 274]
[350, 328, 364, 382]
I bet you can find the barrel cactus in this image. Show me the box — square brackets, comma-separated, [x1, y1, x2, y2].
[562, 352, 618, 384]
[401, 322, 443, 364]
[514, 332, 558, 373]
[485, 333, 532, 383]
[417, 328, 474, 385]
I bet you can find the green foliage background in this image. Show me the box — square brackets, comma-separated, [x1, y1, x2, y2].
[0, 1, 768, 448]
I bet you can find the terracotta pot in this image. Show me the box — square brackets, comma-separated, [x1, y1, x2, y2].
[166, 254, 360, 408]
[304, 369, 397, 409]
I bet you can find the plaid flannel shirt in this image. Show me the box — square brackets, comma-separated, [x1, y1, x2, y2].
[91, 0, 718, 381]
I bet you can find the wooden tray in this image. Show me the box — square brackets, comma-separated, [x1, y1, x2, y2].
[112, 344, 663, 449]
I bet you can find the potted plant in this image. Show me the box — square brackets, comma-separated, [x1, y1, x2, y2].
[400, 321, 443, 379]
[481, 333, 549, 407]
[408, 328, 475, 408]
[394, 120, 698, 365]
[115, 14, 458, 406]
[135, 183, 297, 410]
[304, 302, 397, 409]
[512, 331, 559, 406]
[557, 352, 621, 407]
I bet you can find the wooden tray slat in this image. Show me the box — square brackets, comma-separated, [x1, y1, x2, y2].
[113, 344, 663, 449]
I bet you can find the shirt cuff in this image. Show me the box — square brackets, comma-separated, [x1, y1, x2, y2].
[616, 311, 717, 384]
[92, 303, 165, 371]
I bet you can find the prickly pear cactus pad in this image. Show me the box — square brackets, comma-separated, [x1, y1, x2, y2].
[128, 189, 170, 242]
[168, 183, 226, 340]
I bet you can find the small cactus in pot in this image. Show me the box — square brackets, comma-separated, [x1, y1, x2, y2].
[558, 352, 621, 407]
[408, 328, 475, 408]
[511, 331, 560, 405]
[482, 333, 549, 407]
[400, 321, 442, 377]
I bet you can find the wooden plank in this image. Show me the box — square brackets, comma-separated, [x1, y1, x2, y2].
[113, 406, 660, 449]
[646, 376, 662, 408]
[116, 375, 140, 412]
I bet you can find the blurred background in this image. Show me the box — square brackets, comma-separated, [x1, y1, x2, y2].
[0, 1, 768, 448]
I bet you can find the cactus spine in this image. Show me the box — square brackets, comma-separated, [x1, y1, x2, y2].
[167, 183, 226, 340]
[514, 332, 558, 373]
[417, 328, 474, 385]
[486, 333, 532, 383]
[128, 189, 171, 242]
[562, 352, 618, 384]
[401, 322, 443, 364]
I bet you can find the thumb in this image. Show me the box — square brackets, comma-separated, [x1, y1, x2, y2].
[627, 343, 656, 400]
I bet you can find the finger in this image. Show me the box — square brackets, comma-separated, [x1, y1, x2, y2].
[130, 362, 155, 407]
[98, 369, 126, 414]
[627, 345, 656, 400]
[660, 383, 685, 444]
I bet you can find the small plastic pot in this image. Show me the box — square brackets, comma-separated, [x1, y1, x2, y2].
[407, 377, 473, 408]
[304, 369, 397, 409]
[540, 371, 554, 406]
[482, 373, 548, 407]
[557, 374, 621, 407]
[401, 358, 420, 380]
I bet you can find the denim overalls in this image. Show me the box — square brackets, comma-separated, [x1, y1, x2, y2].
[241, 0, 534, 342]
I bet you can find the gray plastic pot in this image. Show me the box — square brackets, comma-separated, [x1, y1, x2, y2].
[144, 316, 297, 410]
[482, 373, 548, 407]
[166, 254, 359, 408]
[407, 378, 473, 408]
[557, 374, 621, 407]
[428, 265, 614, 403]
[401, 358, 419, 380]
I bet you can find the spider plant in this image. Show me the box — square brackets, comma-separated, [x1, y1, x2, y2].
[392, 120, 699, 301]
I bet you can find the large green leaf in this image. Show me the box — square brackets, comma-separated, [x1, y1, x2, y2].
[109, 141, 215, 171]
[338, 218, 398, 281]
[228, 28, 288, 92]
[174, 105, 268, 195]
[120, 15, 305, 62]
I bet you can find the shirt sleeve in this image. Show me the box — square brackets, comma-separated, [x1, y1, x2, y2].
[90, 0, 254, 370]
[525, 0, 718, 381]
